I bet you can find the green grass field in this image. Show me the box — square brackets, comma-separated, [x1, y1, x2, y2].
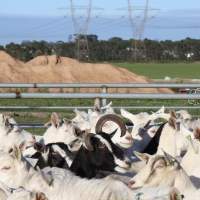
[0, 98, 199, 135]
[115, 62, 200, 79]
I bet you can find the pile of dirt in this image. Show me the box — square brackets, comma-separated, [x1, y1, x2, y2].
[0, 51, 172, 93]
[0, 51, 23, 66]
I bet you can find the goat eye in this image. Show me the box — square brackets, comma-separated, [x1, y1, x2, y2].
[8, 148, 13, 153]
[98, 143, 106, 149]
[154, 159, 166, 169]
[1, 166, 11, 170]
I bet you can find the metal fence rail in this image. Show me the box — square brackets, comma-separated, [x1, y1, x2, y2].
[0, 83, 200, 88]
[1, 106, 200, 111]
[0, 82, 199, 129]
[0, 93, 200, 100]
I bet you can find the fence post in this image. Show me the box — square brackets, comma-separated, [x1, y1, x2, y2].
[101, 86, 108, 107]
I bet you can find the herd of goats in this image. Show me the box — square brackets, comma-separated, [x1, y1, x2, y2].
[0, 100, 200, 200]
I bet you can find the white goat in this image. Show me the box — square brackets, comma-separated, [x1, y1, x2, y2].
[129, 152, 199, 200]
[0, 114, 36, 152]
[43, 113, 82, 152]
[0, 147, 179, 200]
[7, 189, 48, 200]
[156, 116, 194, 157]
[181, 137, 200, 188]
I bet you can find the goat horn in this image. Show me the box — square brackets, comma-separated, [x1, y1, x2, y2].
[95, 114, 126, 137]
[162, 149, 176, 165]
[84, 133, 94, 151]
[143, 120, 151, 129]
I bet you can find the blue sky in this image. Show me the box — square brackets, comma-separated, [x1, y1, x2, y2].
[0, 0, 200, 16]
[0, 0, 200, 45]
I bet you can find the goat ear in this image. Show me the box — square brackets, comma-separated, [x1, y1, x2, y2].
[4, 117, 10, 127]
[157, 106, 165, 114]
[170, 110, 177, 119]
[94, 98, 101, 112]
[134, 151, 150, 162]
[194, 128, 200, 140]
[10, 146, 22, 161]
[168, 117, 177, 130]
[19, 141, 26, 151]
[74, 109, 82, 118]
[51, 112, 60, 128]
[36, 192, 48, 200]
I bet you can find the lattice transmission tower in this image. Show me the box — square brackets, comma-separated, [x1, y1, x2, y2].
[127, 0, 158, 61]
[70, 0, 92, 61]
[128, 0, 149, 61]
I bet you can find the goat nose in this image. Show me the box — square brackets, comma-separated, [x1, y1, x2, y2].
[125, 135, 133, 141]
[32, 135, 36, 141]
[128, 180, 135, 188]
[125, 160, 131, 167]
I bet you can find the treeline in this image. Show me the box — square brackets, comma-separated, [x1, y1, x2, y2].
[0, 36, 200, 62]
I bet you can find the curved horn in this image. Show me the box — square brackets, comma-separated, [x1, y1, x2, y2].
[84, 133, 94, 151]
[95, 114, 126, 137]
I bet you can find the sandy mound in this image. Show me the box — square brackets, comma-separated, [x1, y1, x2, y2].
[0, 52, 172, 93]
[0, 51, 23, 66]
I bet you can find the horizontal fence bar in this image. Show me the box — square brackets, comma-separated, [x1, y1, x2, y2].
[0, 93, 200, 99]
[0, 83, 200, 88]
[0, 106, 200, 111]
[16, 123, 163, 129]
[18, 124, 135, 129]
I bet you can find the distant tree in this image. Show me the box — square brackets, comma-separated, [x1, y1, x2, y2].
[0, 45, 4, 51]
[2, 37, 200, 63]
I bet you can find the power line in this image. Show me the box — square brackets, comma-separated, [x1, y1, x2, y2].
[30, 17, 67, 32]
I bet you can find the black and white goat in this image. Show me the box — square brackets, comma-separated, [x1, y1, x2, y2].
[70, 131, 131, 179]
[27, 130, 131, 179]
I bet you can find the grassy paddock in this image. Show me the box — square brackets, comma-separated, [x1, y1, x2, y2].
[115, 62, 200, 79]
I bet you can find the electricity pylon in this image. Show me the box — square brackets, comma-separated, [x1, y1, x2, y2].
[126, 0, 159, 61]
[70, 0, 92, 61]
